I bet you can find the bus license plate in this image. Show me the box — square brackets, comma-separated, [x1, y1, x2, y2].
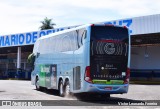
[105, 87, 112, 90]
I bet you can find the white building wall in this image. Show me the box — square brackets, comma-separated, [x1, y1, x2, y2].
[131, 14, 160, 35]
[131, 45, 160, 69]
[102, 14, 160, 35]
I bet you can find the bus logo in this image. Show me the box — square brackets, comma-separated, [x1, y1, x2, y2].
[104, 43, 115, 55]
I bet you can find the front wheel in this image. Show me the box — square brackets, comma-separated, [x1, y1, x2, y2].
[35, 77, 41, 91]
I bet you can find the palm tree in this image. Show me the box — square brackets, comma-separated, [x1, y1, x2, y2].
[39, 17, 56, 30]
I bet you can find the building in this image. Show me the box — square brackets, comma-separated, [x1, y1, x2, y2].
[102, 14, 160, 81]
[0, 14, 160, 80]
[0, 26, 76, 79]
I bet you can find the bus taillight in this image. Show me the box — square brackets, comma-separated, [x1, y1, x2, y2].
[123, 26, 128, 29]
[84, 66, 92, 83]
[91, 24, 95, 26]
[124, 68, 130, 84]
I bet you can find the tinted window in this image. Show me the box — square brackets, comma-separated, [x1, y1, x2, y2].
[90, 26, 129, 80]
[91, 26, 128, 43]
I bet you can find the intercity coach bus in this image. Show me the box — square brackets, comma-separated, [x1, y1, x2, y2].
[31, 24, 131, 97]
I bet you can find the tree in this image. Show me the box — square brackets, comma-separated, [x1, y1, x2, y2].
[27, 53, 35, 64]
[39, 17, 56, 30]
[27, 53, 35, 70]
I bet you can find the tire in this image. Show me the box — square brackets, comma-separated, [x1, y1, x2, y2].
[64, 81, 70, 97]
[59, 80, 64, 97]
[35, 77, 41, 91]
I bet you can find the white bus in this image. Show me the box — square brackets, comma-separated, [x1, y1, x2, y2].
[31, 24, 131, 97]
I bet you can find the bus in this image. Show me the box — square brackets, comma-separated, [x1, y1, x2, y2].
[31, 24, 131, 97]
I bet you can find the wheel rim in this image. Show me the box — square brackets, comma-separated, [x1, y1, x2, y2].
[60, 83, 63, 95]
[36, 78, 39, 89]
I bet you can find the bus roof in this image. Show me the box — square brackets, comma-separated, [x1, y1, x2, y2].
[37, 24, 90, 41]
[37, 24, 127, 41]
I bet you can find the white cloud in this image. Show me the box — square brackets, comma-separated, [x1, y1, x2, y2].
[0, 0, 160, 35]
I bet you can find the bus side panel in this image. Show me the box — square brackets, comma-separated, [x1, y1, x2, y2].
[39, 64, 57, 88]
[71, 26, 91, 93]
[34, 52, 60, 89]
[73, 66, 81, 90]
[80, 41, 90, 93]
[50, 64, 57, 89]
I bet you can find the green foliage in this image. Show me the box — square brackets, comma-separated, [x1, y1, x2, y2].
[27, 53, 35, 64]
[39, 17, 56, 30]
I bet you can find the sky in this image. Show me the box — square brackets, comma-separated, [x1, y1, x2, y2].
[0, 0, 160, 35]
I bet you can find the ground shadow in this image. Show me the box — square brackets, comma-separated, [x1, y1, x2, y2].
[0, 90, 6, 93]
[73, 93, 145, 106]
[33, 88, 60, 96]
[33, 88, 145, 106]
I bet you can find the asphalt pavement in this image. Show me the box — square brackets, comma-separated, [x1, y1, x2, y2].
[0, 80, 160, 109]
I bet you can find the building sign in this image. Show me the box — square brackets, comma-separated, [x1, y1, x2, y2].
[0, 18, 134, 48]
[103, 19, 133, 34]
[0, 19, 134, 48]
[1, 14, 160, 48]
[0, 26, 76, 48]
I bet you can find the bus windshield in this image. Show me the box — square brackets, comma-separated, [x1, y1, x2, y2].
[90, 26, 129, 81]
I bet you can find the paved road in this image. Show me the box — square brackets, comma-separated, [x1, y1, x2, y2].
[0, 80, 160, 109]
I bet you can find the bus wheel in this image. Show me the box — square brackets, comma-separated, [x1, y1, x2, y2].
[35, 77, 41, 90]
[59, 80, 64, 97]
[64, 81, 70, 97]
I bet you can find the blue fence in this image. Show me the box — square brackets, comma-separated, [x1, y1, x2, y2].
[0, 71, 31, 80]
[16, 71, 31, 80]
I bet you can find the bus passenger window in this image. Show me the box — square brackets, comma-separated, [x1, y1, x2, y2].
[81, 30, 87, 44]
